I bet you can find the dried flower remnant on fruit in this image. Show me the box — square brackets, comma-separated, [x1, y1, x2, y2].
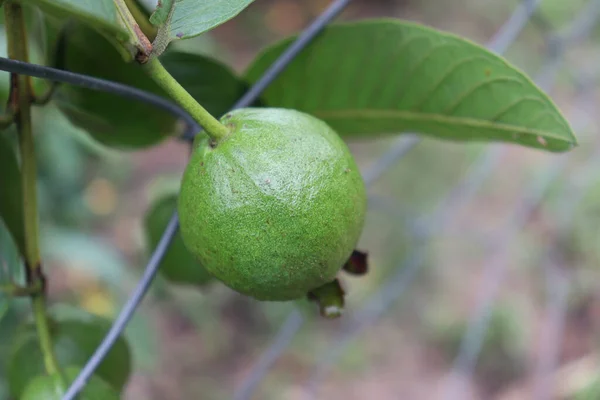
[342, 250, 368, 275]
[307, 279, 345, 319]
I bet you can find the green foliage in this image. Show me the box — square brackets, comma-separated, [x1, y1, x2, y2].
[0, 133, 25, 256]
[21, 0, 126, 40]
[159, 0, 255, 42]
[21, 366, 120, 400]
[144, 188, 214, 286]
[0, 304, 29, 399]
[160, 50, 253, 118]
[51, 20, 177, 149]
[7, 310, 132, 398]
[148, 0, 174, 26]
[245, 19, 576, 152]
[33, 105, 122, 226]
[48, 18, 253, 149]
[178, 108, 367, 301]
[0, 1, 584, 397]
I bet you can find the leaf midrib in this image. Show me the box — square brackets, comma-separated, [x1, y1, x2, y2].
[314, 109, 576, 142]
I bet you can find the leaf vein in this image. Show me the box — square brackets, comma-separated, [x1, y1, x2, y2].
[313, 109, 573, 142]
[409, 55, 494, 111]
[443, 77, 526, 115]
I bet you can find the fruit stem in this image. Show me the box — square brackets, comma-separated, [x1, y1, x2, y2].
[143, 57, 230, 142]
[4, 1, 64, 379]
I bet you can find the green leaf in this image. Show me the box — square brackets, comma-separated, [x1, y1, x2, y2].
[143, 184, 213, 286]
[21, 0, 127, 41]
[245, 19, 577, 153]
[0, 134, 25, 257]
[52, 20, 249, 149]
[54, 19, 248, 150]
[149, 0, 174, 26]
[0, 218, 21, 281]
[53, 21, 177, 149]
[165, 0, 254, 41]
[8, 311, 132, 397]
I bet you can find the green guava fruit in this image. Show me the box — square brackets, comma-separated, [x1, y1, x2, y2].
[20, 366, 120, 400]
[178, 107, 367, 301]
[7, 312, 131, 398]
[144, 191, 214, 286]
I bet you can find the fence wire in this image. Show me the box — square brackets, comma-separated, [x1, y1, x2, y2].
[234, 1, 600, 399]
[2, 0, 599, 399]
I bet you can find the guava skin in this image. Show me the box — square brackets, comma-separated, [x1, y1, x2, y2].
[178, 108, 367, 301]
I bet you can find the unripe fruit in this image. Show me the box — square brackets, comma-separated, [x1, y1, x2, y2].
[178, 108, 367, 301]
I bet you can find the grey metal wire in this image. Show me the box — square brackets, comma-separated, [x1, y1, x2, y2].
[532, 265, 572, 400]
[442, 128, 600, 400]
[531, 142, 600, 399]
[440, 155, 570, 399]
[233, 310, 305, 400]
[441, 2, 600, 398]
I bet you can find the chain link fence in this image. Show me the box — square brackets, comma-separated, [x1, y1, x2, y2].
[233, 1, 600, 399]
[3, 0, 600, 399]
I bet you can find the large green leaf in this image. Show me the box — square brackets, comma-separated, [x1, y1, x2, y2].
[245, 19, 576, 152]
[0, 134, 24, 257]
[52, 21, 176, 149]
[52, 19, 249, 149]
[21, 0, 127, 40]
[162, 0, 254, 41]
[143, 183, 213, 286]
[149, 0, 174, 26]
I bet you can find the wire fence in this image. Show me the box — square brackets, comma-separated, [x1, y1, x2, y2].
[2, 0, 600, 399]
[234, 1, 600, 399]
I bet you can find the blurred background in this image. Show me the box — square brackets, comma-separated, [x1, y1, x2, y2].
[4, 0, 600, 399]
